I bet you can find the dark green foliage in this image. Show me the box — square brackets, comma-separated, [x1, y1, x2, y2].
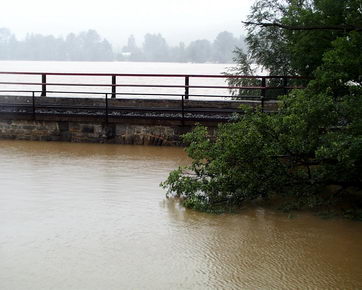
[162, 0, 362, 216]
[162, 86, 362, 213]
[225, 0, 361, 99]
[243, 0, 362, 77]
[161, 116, 285, 211]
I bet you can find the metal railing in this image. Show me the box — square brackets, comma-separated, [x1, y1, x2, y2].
[0, 71, 308, 122]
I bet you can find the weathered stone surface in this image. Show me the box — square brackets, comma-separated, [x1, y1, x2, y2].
[0, 119, 204, 146]
[0, 96, 249, 146]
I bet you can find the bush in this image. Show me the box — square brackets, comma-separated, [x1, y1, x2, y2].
[161, 87, 362, 213]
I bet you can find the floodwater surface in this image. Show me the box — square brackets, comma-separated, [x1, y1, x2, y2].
[0, 140, 361, 289]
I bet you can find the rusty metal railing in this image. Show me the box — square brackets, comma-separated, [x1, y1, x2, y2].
[0, 71, 308, 122]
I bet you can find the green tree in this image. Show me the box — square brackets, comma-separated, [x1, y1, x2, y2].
[187, 39, 212, 63]
[227, 0, 362, 97]
[0, 28, 16, 60]
[143, 33, 169, 62]
[242, 0, 362, 76]
[162, 0, 362, 217]
[212, 31, 240, 63]
[169, 42, 187, 63]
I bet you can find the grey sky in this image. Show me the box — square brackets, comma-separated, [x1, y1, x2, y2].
[0, 0, 254, 47]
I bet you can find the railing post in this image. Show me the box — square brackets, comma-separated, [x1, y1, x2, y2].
[181, 94, 185, 126]
[105, 93, 109, 124]
[184, 76, 189, 100]
[261, 77, 266, 112]
[41, 74, 46, 97]
[111, 75, 116, 99]
[32, 91, 35, 120]
[283, 76, 288, 95]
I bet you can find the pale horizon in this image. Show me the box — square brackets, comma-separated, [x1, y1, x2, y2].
[0, 0, 254, 46]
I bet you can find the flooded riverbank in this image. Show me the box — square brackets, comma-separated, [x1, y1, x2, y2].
[0, 140, 361, 289]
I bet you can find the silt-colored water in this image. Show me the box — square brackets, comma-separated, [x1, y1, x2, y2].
[0, 140, 361, 290]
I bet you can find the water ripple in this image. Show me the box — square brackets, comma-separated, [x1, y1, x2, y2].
[0, 140, 361, 290]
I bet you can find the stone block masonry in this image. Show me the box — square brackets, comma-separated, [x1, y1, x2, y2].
[0, 119, 195, 146]
[0, 95, 267, 146]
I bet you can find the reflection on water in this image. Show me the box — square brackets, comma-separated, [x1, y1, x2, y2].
[0, 140, 361, 290]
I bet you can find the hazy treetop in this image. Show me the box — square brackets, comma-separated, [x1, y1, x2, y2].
[0, 0, 253, 45]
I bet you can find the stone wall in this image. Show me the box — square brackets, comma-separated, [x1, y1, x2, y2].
[0, 119, 199, 146]
[0, 95, 274, 146]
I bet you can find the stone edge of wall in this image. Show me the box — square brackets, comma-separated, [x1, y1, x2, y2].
[0, 96, 275, 146]
[0, 119, 219, 146]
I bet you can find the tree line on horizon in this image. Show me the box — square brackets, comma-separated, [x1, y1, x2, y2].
[0, 28, 246, 63]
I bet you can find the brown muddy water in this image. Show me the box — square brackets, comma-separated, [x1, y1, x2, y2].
[0, 140, 361, 290]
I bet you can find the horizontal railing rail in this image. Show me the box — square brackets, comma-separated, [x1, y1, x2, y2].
[0, 71, 308, 79]
[0, 81, 306, 90]
[0, 71, 309, 123]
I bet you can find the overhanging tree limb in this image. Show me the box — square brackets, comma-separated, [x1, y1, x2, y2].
[243, 21, 362, 32]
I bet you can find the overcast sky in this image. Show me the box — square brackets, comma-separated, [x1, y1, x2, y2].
[0, 0, 254, 47]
